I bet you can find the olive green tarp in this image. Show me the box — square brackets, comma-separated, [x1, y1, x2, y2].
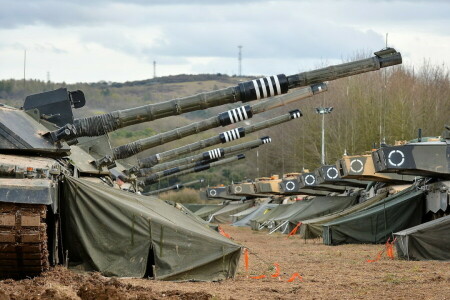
[174, 203, 219, 232]
[232, 203, 279, 227]
[61, 176, 241, 280]
[394, 215, 450, 260]
[277, 196, 358, 234]
[193, 204, 227, 220]
[230, 206, 259, 223]
[322, 187, 425, 245]
[183, 204, 214, 213]
[208, 201, 255, 224]
[298, 192, 388, 239]
[250, 203, 293, 230]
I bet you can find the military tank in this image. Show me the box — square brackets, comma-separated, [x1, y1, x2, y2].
[372, 127, 450, 216]
[372, 129, 450, 179]
[254, 175, 283, 194]
[315, 164, 369, 188]
[0, 47, 402, 278]
[337, 153, 416, 184]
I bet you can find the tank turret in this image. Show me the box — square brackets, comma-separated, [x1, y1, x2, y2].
[372, 128, 450, 179]
[48, 48, 401, 143]
[254, 175, 282, 194]
[228, 181, 266, 197]
[315, 165, 369, 188]
[279, 172, 334, 196]
[337, 153, 416, 183]
[206, 186, 243, 201]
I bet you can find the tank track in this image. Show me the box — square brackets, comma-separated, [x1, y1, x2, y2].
[0, 203, 49, 279]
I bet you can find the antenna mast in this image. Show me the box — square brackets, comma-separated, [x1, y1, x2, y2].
[238, 45, 242, 76]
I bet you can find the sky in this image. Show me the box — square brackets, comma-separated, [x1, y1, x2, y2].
[1, 0, 449, 83]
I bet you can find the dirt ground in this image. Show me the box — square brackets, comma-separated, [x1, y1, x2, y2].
[1, 224, 449, 300]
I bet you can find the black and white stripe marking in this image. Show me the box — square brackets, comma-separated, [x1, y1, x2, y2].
[238, 74, 288, 102]
[205, 148, 225, 160]
[261, 136, 272, 144]
[218, 105, 253, 126]
[219, 128, 246, 143]
[289, 109, 302, 119]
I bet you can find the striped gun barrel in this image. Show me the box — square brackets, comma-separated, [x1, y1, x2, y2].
[132, 136, 272, 177]
[138, 137, 271, 183]
[48, 48, 401, 142]
[93, 83, 326, 168]
[139, 154, 246, 188]
[138, 109, 301, 169]
[143, 179, 204, 196]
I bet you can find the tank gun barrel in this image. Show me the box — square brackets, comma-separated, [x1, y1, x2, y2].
[139, 154, 246, 188]
[139, 137, 270, 183]
[130, 136, 272, 177]
[138, 109, 302, 168]
[94, 83, 326, 168]
[48, 48, 401, 142]
[143, 178, 204, 196]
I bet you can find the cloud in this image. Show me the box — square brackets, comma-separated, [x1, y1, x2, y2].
[0, 0, 449, 82]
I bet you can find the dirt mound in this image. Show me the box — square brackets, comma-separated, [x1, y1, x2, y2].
[0, 267, 211, 300]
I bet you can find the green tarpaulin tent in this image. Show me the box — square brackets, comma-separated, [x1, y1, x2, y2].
[250, 203, 293, 230]
[280, 196, 358, 234]
[298, 192, 388, 239]
[394, 215, 450, 260]
[208, 201, 254, 224]
[194, 204, 227, 220]
[230, 206, 259, 223]
[232, 203, 279, 227]
[323, 187, 424, 245]
[61, 176, 241, 281]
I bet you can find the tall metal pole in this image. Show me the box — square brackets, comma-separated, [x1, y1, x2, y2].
[315, 107, 333, 165]
[321, 112, 325, 165]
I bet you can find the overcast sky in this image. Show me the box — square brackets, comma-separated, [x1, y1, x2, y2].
[1, 0, 449, 83]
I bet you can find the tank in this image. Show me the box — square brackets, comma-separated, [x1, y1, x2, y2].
[297, 171, 349, 194]
[95, 83, 327, 168]
[254, 175, 282, 194]
[337, 153, 416, 184]
[279, 172, 335, 196]
[206, 186, 243, 201]
[0, 47, 402, 278]
[315, 165, 369, 188]
[372, 129, 450, 179]
[228, 180, 265, 197]
[0, 89, 84, 278]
